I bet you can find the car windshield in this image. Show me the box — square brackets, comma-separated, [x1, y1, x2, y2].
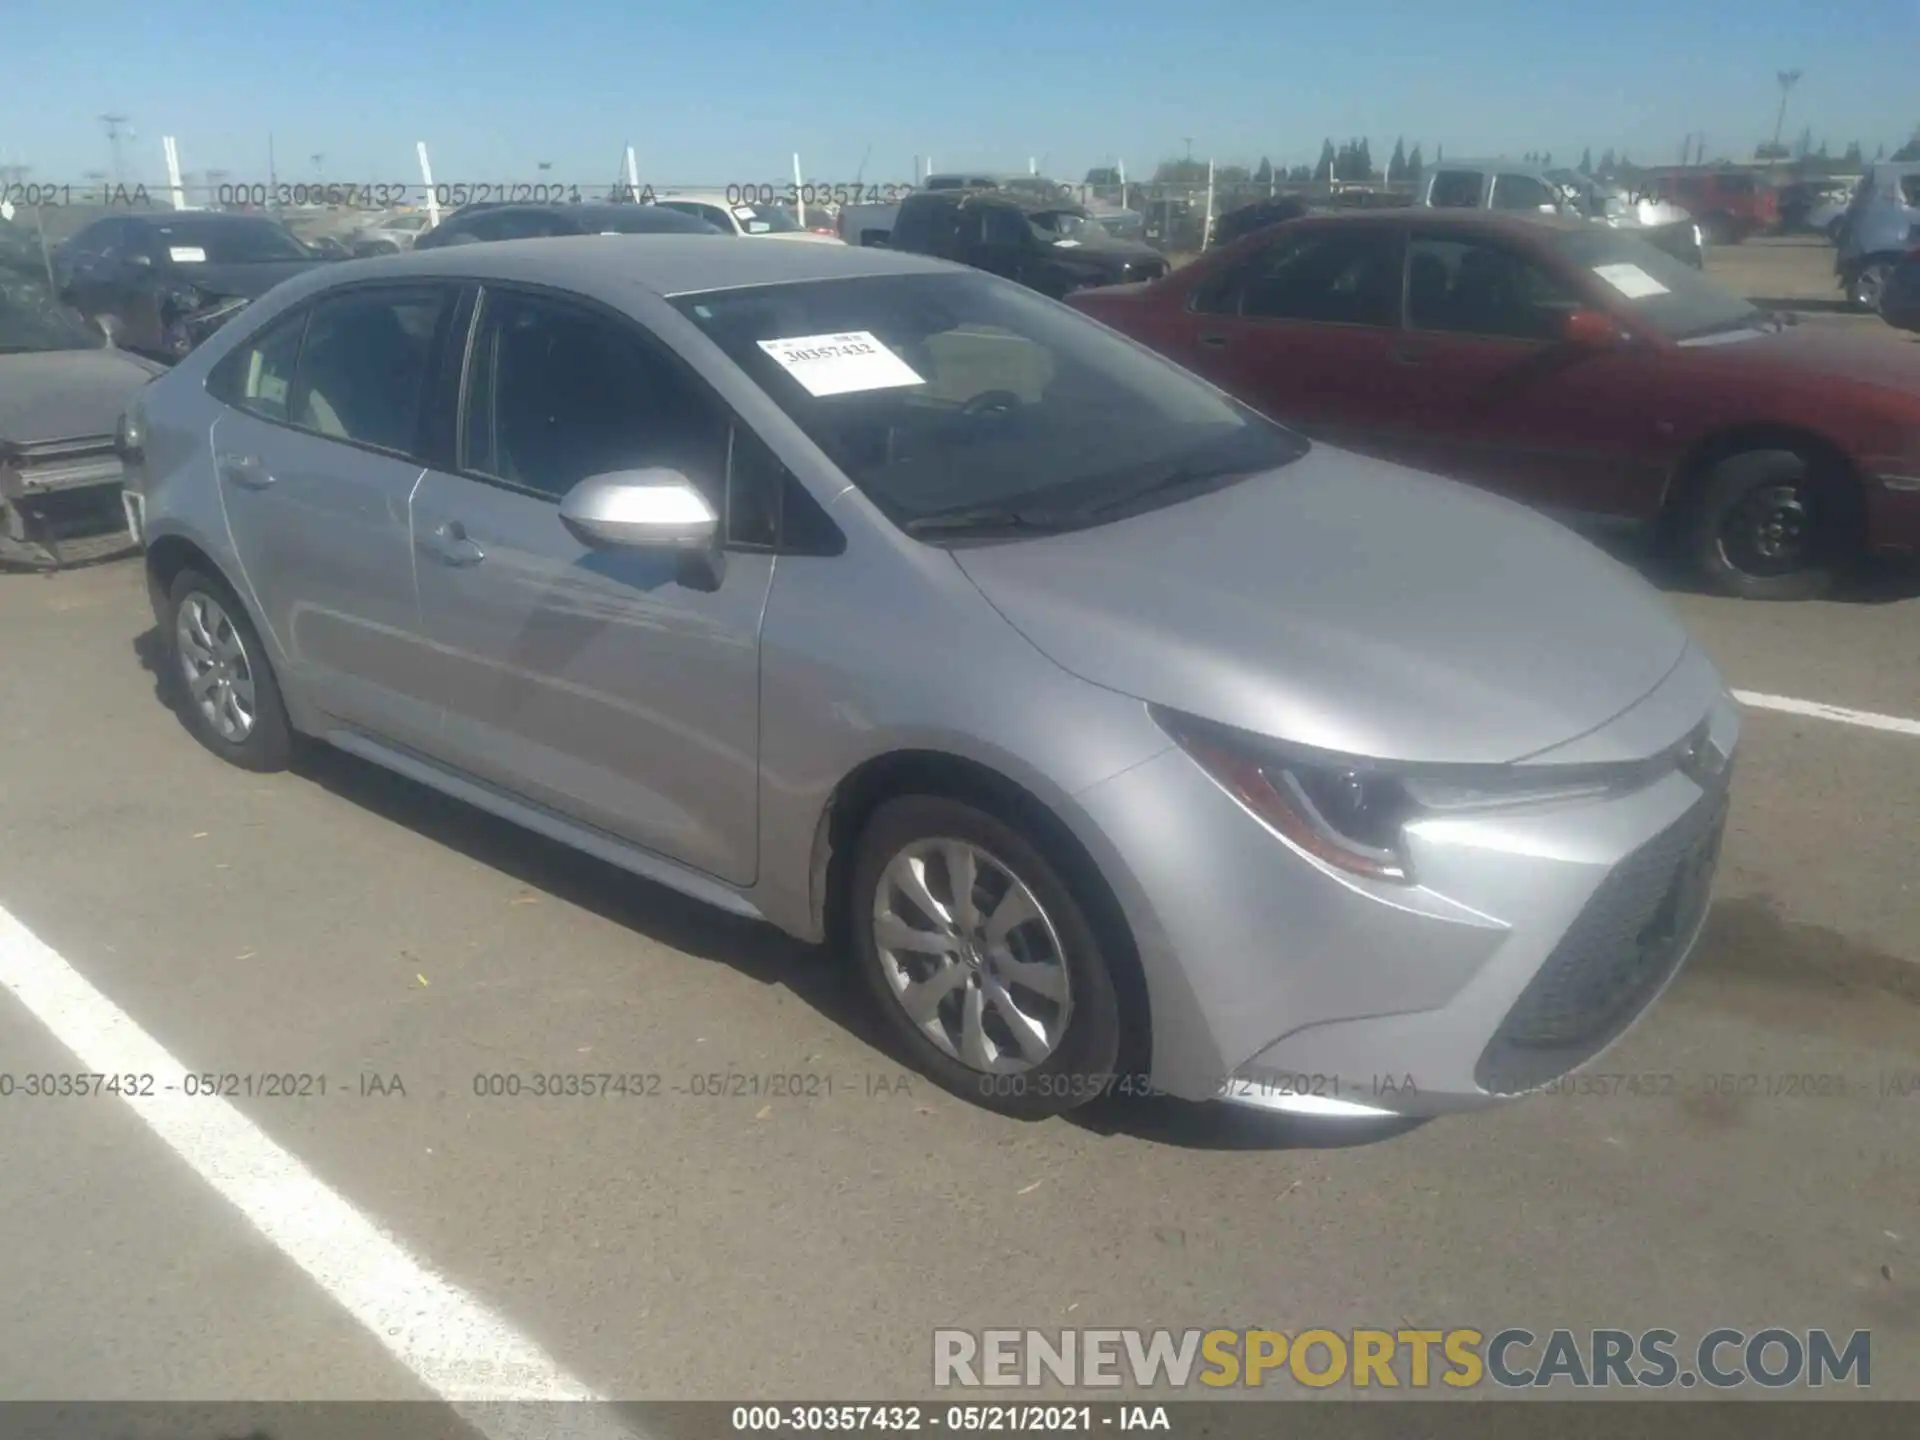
[672, 271, 1307, 534]
[1553, 227, 1764, 340]
[147, 217, 311, 263]
[0, 238, 105, 352]
[1027, 210, 1106, 243]
[592, 208, 718, 235]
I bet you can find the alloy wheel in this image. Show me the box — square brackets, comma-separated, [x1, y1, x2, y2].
[1853, 262, 1891, 312]
[1717, 482, 1814, 578]
[870, 838, 1073, 1074]
[176, 591, 257, 743]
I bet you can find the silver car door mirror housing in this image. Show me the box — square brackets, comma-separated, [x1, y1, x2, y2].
[558, 469, 719, 551]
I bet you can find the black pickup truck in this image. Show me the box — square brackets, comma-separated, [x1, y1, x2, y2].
[880, 188, 1168, 299]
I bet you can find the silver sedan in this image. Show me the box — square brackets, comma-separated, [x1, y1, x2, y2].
[117, 236, 1737, 1120]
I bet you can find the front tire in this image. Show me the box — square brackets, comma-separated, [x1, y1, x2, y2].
[849, 795, 1123, 1119]
[1849, 260, 1893, 313]
[164, 567, 295, 771]
[1683, 449, 1858, 601]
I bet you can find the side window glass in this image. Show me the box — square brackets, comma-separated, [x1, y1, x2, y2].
[210, 309, 308, 422]
[461, 291, 729, 503]
[289, 289, 443, 456]
[1491, 175, 1557, 212]
[1229, 231, 1404, 327]
[983, 208, 1028, 246]
[1428, 171, 1484, 208]
[1406, 236, 1578, 342]
[725, 425, 783, 549]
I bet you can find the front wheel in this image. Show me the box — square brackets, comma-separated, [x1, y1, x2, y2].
[164, 567, 296, 770]
[1849, 260, 1893, 312]
[1683, 450, 1859, 601]
[849, 796, 1124, 1118]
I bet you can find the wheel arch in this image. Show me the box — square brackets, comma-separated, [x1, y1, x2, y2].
[1659, 421, 1864, 540]
[810, 747, 1155, 1079]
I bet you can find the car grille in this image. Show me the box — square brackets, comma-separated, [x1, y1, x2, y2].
[1474, 782, 1729, 1096]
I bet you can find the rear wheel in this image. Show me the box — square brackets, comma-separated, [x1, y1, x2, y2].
[849, 795, 1123, 1118]
[1683, 449, 1859, 601]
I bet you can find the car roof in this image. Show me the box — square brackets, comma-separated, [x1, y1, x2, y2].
[1294, 208, 1590, 237]
[303, 233, 952, 299]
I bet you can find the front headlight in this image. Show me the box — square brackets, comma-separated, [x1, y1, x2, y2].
[1152, 707, 1679, 886]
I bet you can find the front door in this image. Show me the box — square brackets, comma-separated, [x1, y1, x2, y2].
[409, 285, 770, 886]
[1391, 231, 1661, 518]
[207, 283, 454, 746]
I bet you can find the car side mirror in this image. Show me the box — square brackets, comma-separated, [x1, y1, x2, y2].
[558, 468, 719, 551]
[1562, 309, 1622, 347]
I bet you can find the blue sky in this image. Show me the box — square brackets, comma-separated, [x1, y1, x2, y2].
[4, 0, 1911, 190]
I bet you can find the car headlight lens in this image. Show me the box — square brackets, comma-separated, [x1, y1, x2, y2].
[115, 403, 145, 461]
[1152, 707, 1676, 886]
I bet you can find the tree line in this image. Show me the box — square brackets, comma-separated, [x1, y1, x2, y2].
[1122, 130, 1909, 189]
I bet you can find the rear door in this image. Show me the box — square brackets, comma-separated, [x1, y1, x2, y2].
[1171, 224, 1417, 457]
[407, 284, 773, 885]
[1390, 229, 1663, 517]
[207, 283, 456, 746]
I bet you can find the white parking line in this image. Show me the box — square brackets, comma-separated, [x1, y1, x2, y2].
[1734, 690, 1920, 739]
[0, 901, 645, 1438]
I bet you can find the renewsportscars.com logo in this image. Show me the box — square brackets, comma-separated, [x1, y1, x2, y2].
[932, 1327, 1872, 1391]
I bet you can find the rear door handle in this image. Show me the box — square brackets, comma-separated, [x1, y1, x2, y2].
[420, 519, 486, 568]
[1197, 333, 1229, 349]
[217, 452, 274, 489]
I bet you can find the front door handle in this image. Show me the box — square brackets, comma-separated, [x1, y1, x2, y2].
[217, 453, 275, 489]
[1197, 333, 1229, 349]
[420, 520, 485, 568]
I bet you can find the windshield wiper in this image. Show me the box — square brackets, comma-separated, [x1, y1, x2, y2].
[902, 504, 1074, 538]
[1066, 464, 1251, 522]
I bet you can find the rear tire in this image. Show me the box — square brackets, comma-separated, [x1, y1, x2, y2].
[1683, 449, 1858, 601]
[849, 795, 1123, 1119]
[164, 567, 296, 771]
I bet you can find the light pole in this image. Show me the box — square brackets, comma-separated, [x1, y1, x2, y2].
[100, 114, 131, 187]
[311, 152, 325, 179]
[1770, 70, 1803, 166]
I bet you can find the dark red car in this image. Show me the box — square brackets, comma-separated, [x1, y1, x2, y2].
[1068, 210, 1920, 599]
[1645, 168, 1780, 244]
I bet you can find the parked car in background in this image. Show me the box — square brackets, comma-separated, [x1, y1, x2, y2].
[653, 192, 844, 244]
[54, 211, 329, 361]
[1776, 179, 1856, 237]
[1, 222, 165, 566]
[124, 234, 1737, 1121]
[924, 172, 1075, 201]
[1069, 210, 1920, 600]
[837, 202, 901, 247]
[410, 202, 723, 250]
[1422, 161, 1703, 267]
[1878, 249, 1920, 332]
[1209, 196, 1311, 250]
[349, 210, 436, 256]
[1641, 168, 1778, 245]
[884, 187, 1168, 297]
[1834, 162, 1920, 311]
[1810, 181, 1861, 244]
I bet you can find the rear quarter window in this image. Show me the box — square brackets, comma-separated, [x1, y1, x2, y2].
[1428, 171, 1484, 208]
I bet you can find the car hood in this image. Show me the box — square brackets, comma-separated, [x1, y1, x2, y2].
[1050, 234, 1162, 267]
[951, 447, 1690, 766]
[166, 259, 322, 300]
[0, 347, 162, 443]
[1684, 320, 1920, 393]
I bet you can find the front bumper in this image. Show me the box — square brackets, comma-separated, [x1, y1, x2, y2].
[1863, 461, 1920, 554]
[0, 435, 134, 567]
[1074, 652, 1738, 1117]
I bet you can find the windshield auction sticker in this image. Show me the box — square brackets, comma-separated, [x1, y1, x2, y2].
[758, 331, 925, 397]
[168, 246, 208, 263]
[1591, 262, 1669, 298]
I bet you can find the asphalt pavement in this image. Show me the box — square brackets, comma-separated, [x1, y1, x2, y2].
[0, 237, 1916, 1416]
